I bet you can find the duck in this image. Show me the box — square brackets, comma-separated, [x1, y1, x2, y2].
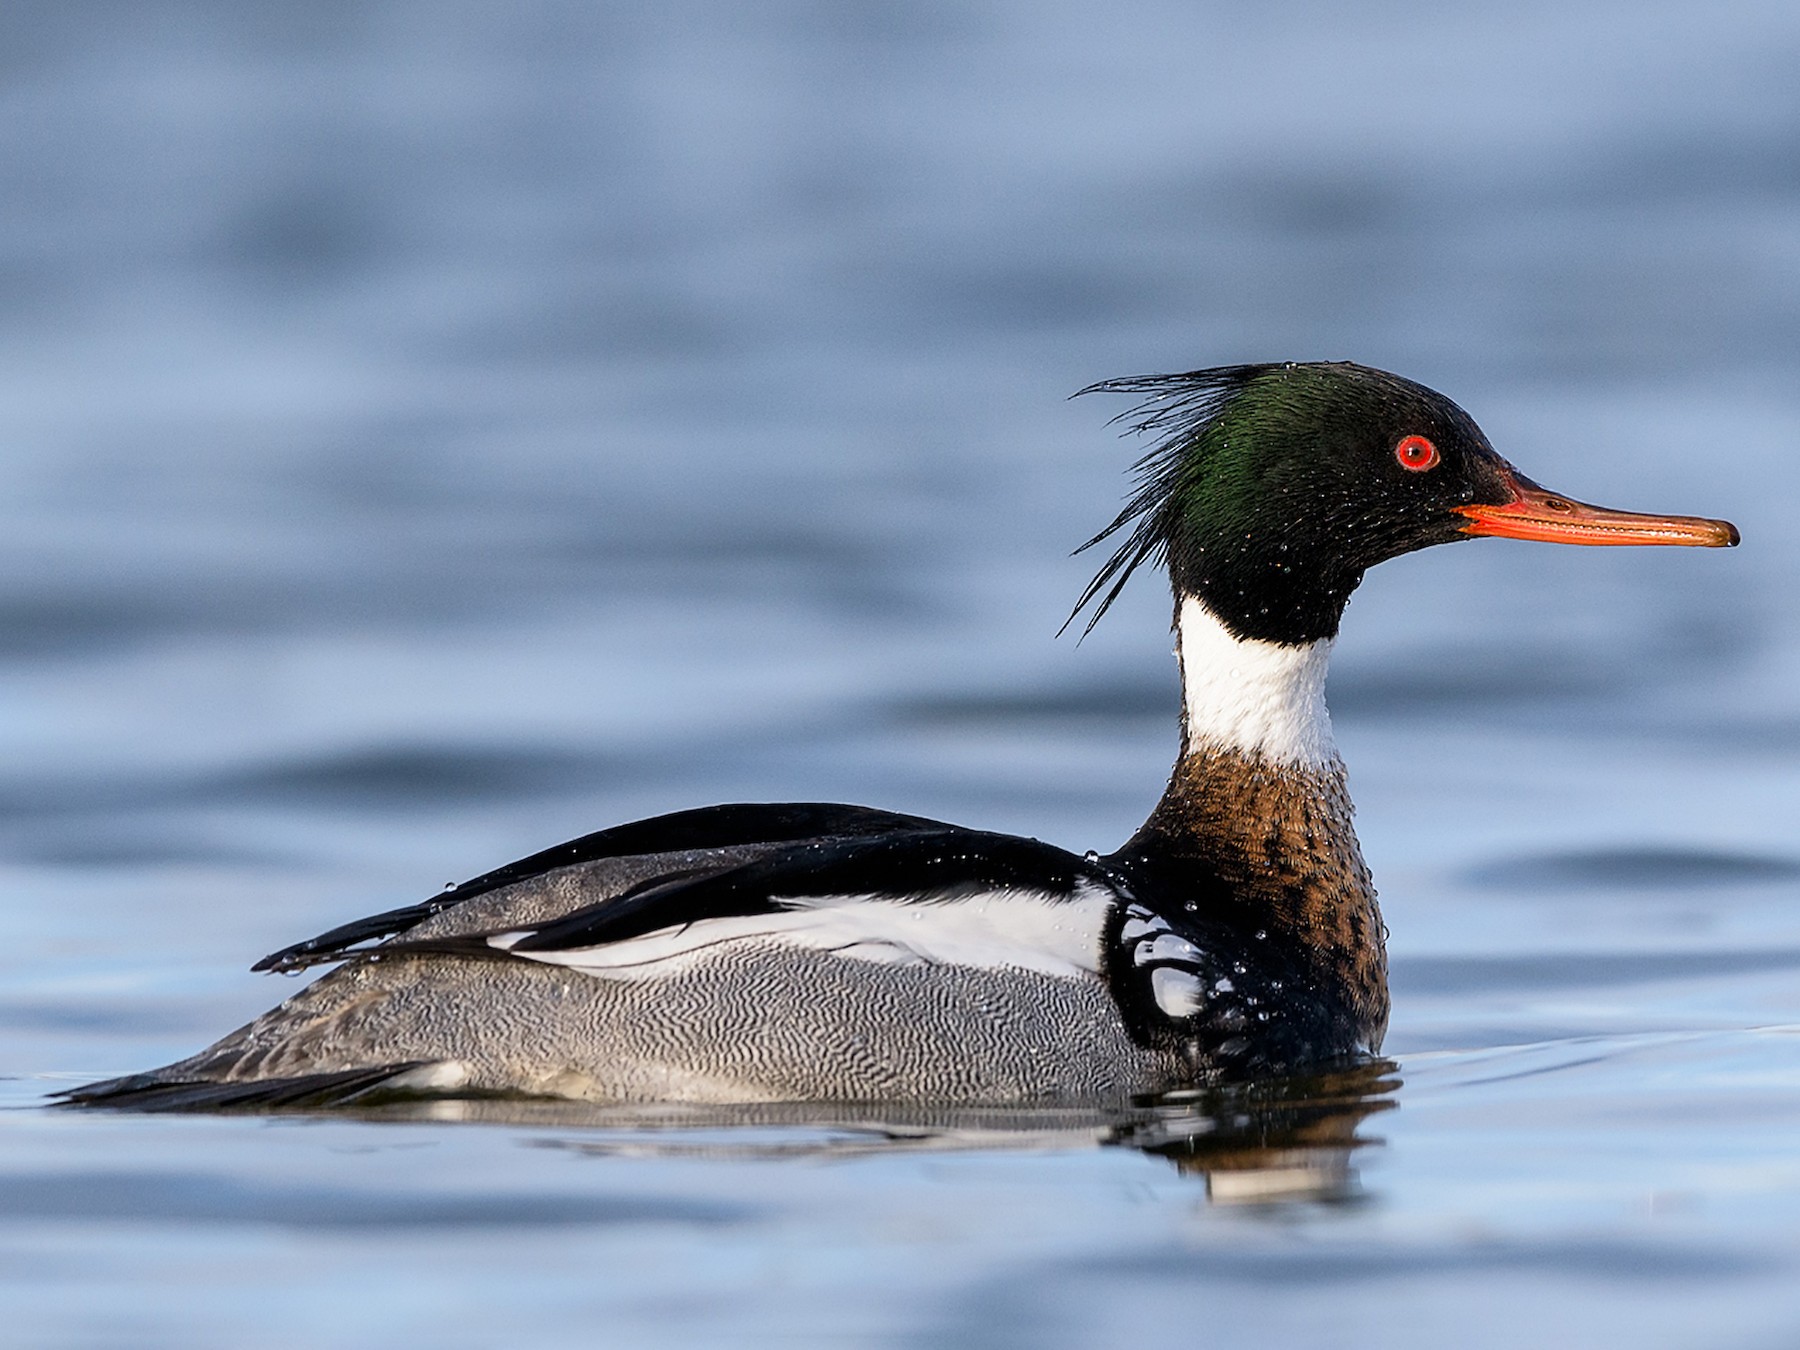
[64, 361, 1738, 1111]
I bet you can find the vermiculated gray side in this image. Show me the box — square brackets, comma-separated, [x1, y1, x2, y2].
[138, 943, 1183, 1103]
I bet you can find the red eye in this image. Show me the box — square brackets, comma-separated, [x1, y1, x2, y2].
[1395, 435, 1439, 471]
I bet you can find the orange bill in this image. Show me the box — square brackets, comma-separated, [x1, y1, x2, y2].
[1456, 472, 1739, 548]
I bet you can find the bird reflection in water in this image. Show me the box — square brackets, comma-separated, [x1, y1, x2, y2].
[343, 1058, 1400, 1206]
[1115, 1059, 1398, 1204]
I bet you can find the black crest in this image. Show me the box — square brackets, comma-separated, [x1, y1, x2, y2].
[1064, 365, 1271, 637]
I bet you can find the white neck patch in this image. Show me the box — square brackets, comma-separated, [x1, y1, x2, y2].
[1175, 595, 1337, 768]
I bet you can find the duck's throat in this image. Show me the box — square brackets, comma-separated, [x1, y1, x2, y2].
[1174, 595, 1335, 767]
[1115, 597, 1387, 1041]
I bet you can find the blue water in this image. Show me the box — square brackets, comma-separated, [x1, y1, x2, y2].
[5, 2, 1800, 1345]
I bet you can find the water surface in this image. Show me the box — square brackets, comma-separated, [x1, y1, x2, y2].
[4, 3, 1800, 1346]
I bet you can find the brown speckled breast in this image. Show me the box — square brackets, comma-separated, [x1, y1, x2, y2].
[1109, 746, 1389, 1054]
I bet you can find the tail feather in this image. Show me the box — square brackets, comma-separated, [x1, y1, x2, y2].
[55, 1062, 433, 1112]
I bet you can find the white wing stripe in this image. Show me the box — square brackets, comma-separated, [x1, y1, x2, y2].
[497, 882, 1114, 981]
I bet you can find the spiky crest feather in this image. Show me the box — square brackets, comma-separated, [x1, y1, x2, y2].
[1064, 363, 1278, 636]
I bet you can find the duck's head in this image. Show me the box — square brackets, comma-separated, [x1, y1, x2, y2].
[1072, 361, 1738, 646]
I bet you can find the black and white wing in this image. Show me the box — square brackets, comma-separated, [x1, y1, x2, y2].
[254, 802, 953, 973]
[379, 827, 1125, 982]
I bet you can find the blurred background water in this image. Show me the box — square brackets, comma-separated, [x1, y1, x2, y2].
[3, 2, 1799, 1346]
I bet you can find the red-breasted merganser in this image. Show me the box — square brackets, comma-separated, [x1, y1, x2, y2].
[65, 362, 1738, 1110]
